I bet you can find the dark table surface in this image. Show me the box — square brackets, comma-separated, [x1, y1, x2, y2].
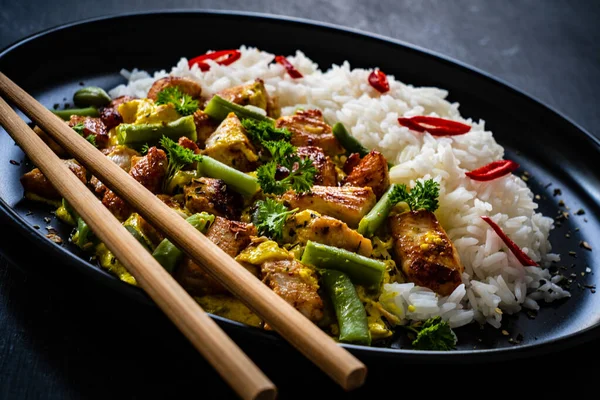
[1, 1, 599, 398]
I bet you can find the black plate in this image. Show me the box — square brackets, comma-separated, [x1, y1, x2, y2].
[1, 10, 599, 363]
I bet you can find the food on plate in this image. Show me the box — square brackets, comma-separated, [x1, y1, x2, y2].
[21, 47, 568, 350]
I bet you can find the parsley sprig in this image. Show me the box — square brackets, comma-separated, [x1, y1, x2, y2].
[241, 119, 291, 143]
[406, 316, 457, 351]
[245, 118, 316, 195]
[253, 198, 297, 240]
[158, 136, 203, 192]
[256, 141, 316, 195]
[72, 122, 98, 148]
[389, 179, 440, 212]
[155, 87, 199, 116]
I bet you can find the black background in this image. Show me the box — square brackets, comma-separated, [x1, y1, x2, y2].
[1, 1, 599, 399]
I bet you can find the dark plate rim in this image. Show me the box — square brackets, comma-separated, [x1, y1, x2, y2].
[1, 8, 599, 362]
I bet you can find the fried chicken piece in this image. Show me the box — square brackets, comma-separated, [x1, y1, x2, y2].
[389, 210, 464, 296]
[89, 146, 140, 198]
[297, 146, 338, 186]
[101, 146, 167, 220]
[146, 76, 202, 101]
[343, 150, 390, 199]
[100, 95, 136, 130]
[282, 185, 376, 228]
[183, 177, 243, 220]
[282, 210, 372, 256]
[275, 109, 344, 156]
[205, 217, 258, 258]
[20, 159, 87, 200]
[192, 109, 218, 149]
[101, 190, 131, 221]
[68, 115, 109, 148]
[174, 217, 258, 296]
[260, 259, 324, 324]
[128, 146, 168, 194]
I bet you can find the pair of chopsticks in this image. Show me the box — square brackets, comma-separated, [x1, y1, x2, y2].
[0, 72, 367, 400]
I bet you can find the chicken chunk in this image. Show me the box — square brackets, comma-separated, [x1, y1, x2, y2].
[275, 109, 344, 156]
[297, 146, 338, 186]
[261, 259, 324, 324]
[156, 194, 188, 217]
[101, 189, 131, 221]
[183, 177, 242, 220]
[147, 76, 202, 101]
[178, 136, 201, 153]
[175, 257, 260, 297]
[100, 95, 136, 130]
[389, 210, 464, 296]
[192, 109, 218, 149]
[205, 216, 258, 258]
[343, 150, 390, 198]
[216, 78, 280, 118]
[282, 210, 372, 256]
[102, 145, 140, 172]
[129, 146, 168, 194]
[68, 115, 109, 149]
[202, 112, 259, 172]
[20, 159, 87, 200]
[282, 185, 376, 228]
[174, 217, 258, 296]
[89, 146, 140, 198]
[101, 146, 167, 221]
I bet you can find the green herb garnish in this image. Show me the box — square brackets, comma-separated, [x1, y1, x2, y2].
[158, 136, 203, 192]
[241, 119, 291, 144]
[407, 316, 457, 351]
[72, 122, 85, 135]
[253, 198, 297, 240]
[71, 123, 97, 148]
[85, 135, 97, 147]
[256, 141, 316, 195]
[155, 87, 199, 116]
[389, 179, 440, 212]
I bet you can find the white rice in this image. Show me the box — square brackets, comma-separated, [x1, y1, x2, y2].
[109, 46, 568, 329]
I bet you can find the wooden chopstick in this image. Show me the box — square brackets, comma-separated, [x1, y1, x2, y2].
[0, 96, 276, 400]
[0, 72, 367, 391]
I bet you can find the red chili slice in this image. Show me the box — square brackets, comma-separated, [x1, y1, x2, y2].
[466, 160, 520, 181]
[398, 116, 471, 136]
[368, 69, 390, 93]
[188, 49, 241, 71]
[275, 55, 303, 78]
[481, 216, 538, 266]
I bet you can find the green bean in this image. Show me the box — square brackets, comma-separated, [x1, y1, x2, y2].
[116, 115, 197, 147]
[357, 184, 399, 237]
[52, 107, 100, 120]
[56, 198, 76, 226]
[197, 156, 260, 197]
[76, 216, 91, 248]
[321, 269, 371, 345]
[152, 212, 215, 273]
[73, 86, 111, 108]
[61, 199, 93, 248]
[204, 95, 272, 122]
[332, 122, 370, 157]
[300, 240, 386, 289]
